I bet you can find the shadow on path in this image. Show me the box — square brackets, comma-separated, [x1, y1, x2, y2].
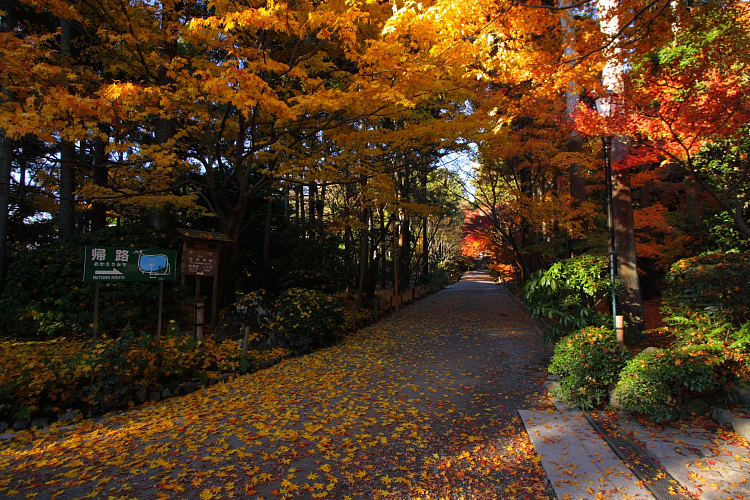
[0, 271, 556, 499]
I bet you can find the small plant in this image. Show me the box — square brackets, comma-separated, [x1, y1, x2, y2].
[276, 288, 344, 350]
[548, 326, 631, 409]
[524, 254, 610, 342]
[616, 347, 720, 422]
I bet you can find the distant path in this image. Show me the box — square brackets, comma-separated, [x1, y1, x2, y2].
[0, 271, 556, 499]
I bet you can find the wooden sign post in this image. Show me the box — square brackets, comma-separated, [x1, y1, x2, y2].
[175, 229, 233, 338]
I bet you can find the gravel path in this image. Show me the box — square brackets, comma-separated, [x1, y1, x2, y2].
[0, 271, 556, 499]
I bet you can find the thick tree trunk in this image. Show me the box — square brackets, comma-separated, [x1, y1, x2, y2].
[612, 141, 645, 341]
[597, 0, 645, 342]
[149, 116, 174, 230]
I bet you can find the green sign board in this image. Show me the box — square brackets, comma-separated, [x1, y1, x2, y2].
[83, 247, 177, 282]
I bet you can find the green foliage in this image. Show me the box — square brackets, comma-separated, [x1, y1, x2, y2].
[214, 291, 274, 341]
[663, 251, 750, 376]
[548, 327, 631, 409]
[272, 226, 347, 293]
[616, 347, 720, 422]
[523, 254, 610, 342]
[276, 288, 345, 350]
[664, 251, 750, 328]
[428, 267, 455, 288]
[0, 225, 186, 338]
[281, 270, 340, 293]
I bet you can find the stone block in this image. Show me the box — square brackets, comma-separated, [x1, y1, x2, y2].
[733, 386, 750, 405]
[135, 386, 149, 404]
[12, 419, 29, 431]
[711, 408, 733, 426]
[58, 411, 80, 424]
[30, 418, 49, 429]
[732, 418, 750, 442]
[685, 397, 709, 416]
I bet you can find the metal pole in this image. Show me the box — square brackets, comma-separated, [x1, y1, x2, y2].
[157, 281, 164, 342]
[604, 136, 618, 332]
[93, 282, 100, 342]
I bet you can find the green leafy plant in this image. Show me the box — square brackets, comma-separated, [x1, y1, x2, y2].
[616, 347, 720, 422]
[548, 326, 631, 409]
[664, 251, 750, 328]
[0, 225, 186, 338]
[663, 251, 750, 379]
[276, 288, 345, 350]
[523, 254, 610, 343]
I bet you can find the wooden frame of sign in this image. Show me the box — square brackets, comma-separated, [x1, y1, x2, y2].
[174, 229, 234, 337]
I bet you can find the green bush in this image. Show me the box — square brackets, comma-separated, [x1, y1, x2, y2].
[523, 254, 610, 343]
[616, 347, 720, 422]
[276, 288, 344, 350]
[663, 251, 750, 378]
[0, 226, 185, 337]
[664, 251, 750, 328]
[548, 326, 631, 409]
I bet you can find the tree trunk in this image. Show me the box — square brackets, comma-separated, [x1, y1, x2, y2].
[308, 182, 317, 227]
[0, 133, 11, 292]
[562, 3, 587, 223]
[149, 116, 174, 230]
[262, 181, 273, 291]
[91, 136, 109, 231]
[296, 184, 304, 222]
[398, 213, 410, 291]
[354, 183, 370, 324]
[58, 18, 75, 239]
[612, 142, 645, 341]
[59, 140, 76, 238]
[421, 172, 429, 282]
[380, 206, 387, 289]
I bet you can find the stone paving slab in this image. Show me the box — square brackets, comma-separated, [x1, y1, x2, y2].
[619, 417, 750, 500]
[519, 409, 655, 500]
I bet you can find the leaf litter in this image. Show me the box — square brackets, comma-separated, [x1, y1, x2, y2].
[0, 277, 556, 499]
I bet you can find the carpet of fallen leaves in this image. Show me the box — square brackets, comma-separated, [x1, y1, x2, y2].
[0, 272, 556, 499]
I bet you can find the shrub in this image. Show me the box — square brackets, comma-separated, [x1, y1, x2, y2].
[214, 291, 276, 342]
[0, 225, 185, 337]
[663, 251, 750, 379]
[0, 329, 289, 421]
[276, 288, 344, 350]
[548, 326, 631, 409]
[616, 347, 720, 422]
[664, 251, 750, 328]
[523, 254, 610, 343]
